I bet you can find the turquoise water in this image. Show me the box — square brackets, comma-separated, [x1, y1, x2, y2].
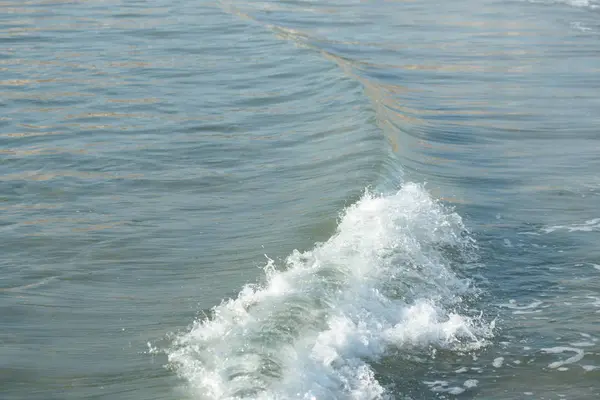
[1, 0, 600, 399]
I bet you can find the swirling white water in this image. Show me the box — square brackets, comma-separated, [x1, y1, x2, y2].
[167, 184, 494, 399]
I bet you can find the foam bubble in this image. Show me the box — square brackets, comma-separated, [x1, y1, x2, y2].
[425, 379, 476, 395]
[167, 183, 493, 399]
[493, 357, 504, 368]
[449, 387, 466, 395]
[464, 379, 478, 388]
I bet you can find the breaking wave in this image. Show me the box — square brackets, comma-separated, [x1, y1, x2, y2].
[167, 183, 494, 399]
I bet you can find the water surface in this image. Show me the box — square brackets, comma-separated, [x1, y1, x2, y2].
[1, 0, 600, 399]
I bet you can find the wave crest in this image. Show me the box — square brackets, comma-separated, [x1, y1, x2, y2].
[167, 183, 493, 399]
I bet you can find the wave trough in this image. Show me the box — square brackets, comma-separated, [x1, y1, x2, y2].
[167, 183, 494, 399]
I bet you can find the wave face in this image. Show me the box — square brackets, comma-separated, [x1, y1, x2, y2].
[167, 183, 493, 399]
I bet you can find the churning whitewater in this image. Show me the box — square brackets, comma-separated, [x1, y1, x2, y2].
[167, 183, 494, 399]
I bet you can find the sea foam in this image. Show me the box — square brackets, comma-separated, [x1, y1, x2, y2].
[167, 183, 493, 399]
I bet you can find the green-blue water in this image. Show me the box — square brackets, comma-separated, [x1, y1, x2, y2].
[1, 0, 599, 399]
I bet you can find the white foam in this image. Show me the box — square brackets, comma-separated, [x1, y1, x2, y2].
[542, 347, 584, 369]
[564, 0, 600, 8]
[424, 380, 466, 395]
[587, 296, 600, 308]
[572, 21, 594, 32]
[167, 183, 493, 399]
[493, 357, 504, 368]
[543, 218, 600, 233]
[449, 387, 466, 395]
[524, 0, 600, 9]
[502, 300, 543, 314]
[463, 379, 478, 388]
[505, 300, 543, 309]
[566, 0, 595, 6]
[569, 341, 595, 347]
[513, 309, 542, 315]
